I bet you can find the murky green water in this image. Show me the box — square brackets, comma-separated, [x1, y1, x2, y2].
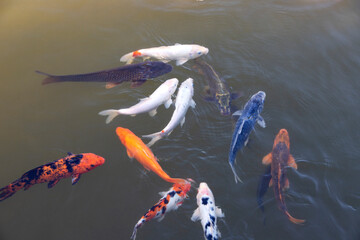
[0, 0, 359, 239]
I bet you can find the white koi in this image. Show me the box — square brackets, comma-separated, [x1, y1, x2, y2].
[98, 78, 178, 123]
[120, 44, 209, 66]
[191, 182, 224, 240]
[142, 78, 196, 147]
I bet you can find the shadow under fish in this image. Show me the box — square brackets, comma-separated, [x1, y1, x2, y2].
[192, 58, 241, 116]
[36, 61, 172, 88]
[256, 165, 272, 224]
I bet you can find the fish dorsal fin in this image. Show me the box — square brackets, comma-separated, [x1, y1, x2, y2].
[106, 82, 120, 89]
[48, 179, 60, 189]
[191, 207, 201, 222]
[164, 98, 172, 109]
[288, 154, 298, 169]
[72, 174, 81, 185]
[131, 79, 147, 88]
[215, 207, 225, 218]
[262, 153, 272, 165]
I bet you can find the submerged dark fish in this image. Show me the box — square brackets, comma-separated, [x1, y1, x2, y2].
[262, 129, 305, 224]
[36, 61, 172, 88]
[0, 153, 105, 201]
[257, 165, 272, 214]
[193, 58, 240, 115]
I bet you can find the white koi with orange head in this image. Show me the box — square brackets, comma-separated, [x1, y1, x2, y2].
[191, 182, 224, 240]
[120, 44, 209, 66]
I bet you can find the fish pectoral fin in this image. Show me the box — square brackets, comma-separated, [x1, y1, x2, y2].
[180, 117, 186, 127]
[131, 79, 147, 88]
[127, 150, 135, 159]
[176, 58, 188, 66]
[71, 174, 81, 185]
[284, 178, 290, 190]
[244, 138, 249, 147]
[158, 191, 167, 196]
[215, 207, 225, 218]
[157, 214, 166, 222]
[149, 108, 157, 117]
[232, 110, 242, 117]
[164, 98, 173, 109]
[288, 154, 298, 169]
[257, 116, 266, 128]
[48, 180, 60, 189]
[67, 152, 74, 156]
[139, 97, 149, 102]
[105, 82, 120, 89]
[262, 153, 272, 165]
[191, 208, 201, 222]
[269, 178, 273, 187]
[190, 99, 196, 108]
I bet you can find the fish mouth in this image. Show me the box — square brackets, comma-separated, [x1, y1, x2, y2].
[274, 129, 290, 147]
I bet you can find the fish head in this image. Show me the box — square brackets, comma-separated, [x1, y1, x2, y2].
[191, 45, 209, 58]
[274, 128, 290, 149]
[247, 91, 266, 117]
[215, 93, 231, 115]
[144, 61, 173, 78]
[196, 182, 214, 201]
[79, 153, 105, 171]
[179, 78, 194, 95]
[163, 78, 179, 94]
[115, 127, 133, 145]
[173, 180, 192, 197]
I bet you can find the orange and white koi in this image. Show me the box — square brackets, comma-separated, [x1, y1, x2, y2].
[130, 180, 192, 240]
[116, 127, 187, 185]
[120, 44, 209, 66]
[0, 153, 105, 201]
[262, 129, 305, 224]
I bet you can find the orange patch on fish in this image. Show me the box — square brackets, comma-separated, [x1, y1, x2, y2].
[133, 51, 142, 57]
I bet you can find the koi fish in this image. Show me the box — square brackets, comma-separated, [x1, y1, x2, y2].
[229, 91, 266, 183]
[142, 78, 196, 147]
[262, 129, 305, 224]
[193, 58, 241, 116]
[256, 165, 272, 214]
[36, 61, 172, 88]
[191, 182, 224, 240]
[120, 44, 209, 66]
[0, 153, 105, 201]
[130, 181, 192, 240]
[98, 78, 178, 124]
[116, 127, 187, 185]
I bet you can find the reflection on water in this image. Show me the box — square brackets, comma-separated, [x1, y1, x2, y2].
[0, 0, 360, 239]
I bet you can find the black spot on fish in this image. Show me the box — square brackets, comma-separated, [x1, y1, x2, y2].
[65, 161, 73, 173]
[206, 234, 213, 240]
[46, 170, 51, 175]
[162, 206, 166, 214]
[169, 191, 175, 197]
[90, 164, 95, 168]
[69, 154, 82, 165]
[50, 163, 57, 169]
[210, 215, 215, 224]
[211, 207, 214, 211]
[164, 197, 169, 204]
[176, 190, 181, 194]
[202, 197, 209, 205]
[205, 222, 211, 229]
[37, 167, 44, 176]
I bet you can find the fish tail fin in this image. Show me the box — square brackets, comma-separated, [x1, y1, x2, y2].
[142, 132, 163, 147]
[98, 109, 120, 124]
[130, 218, 145, 240]
[36, 70, 61, 85]
[120, 52, 135, 64]
[0, 181, 24, 201]
[166, 178, 188, 185]
[229, 161, 242, 183]
[285, 211, 305, 224]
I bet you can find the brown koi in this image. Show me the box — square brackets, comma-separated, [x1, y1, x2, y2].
[0, 153, 105, 201]
[262, 129, 305, 224]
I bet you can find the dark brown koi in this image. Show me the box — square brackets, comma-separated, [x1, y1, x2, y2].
[0, 153, 105, 201]
[36, 61, 172, 88]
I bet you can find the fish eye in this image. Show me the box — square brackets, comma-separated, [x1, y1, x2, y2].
[198, 51, 202, 55]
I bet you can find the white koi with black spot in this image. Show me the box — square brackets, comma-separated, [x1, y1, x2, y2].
[191, 182, 224, 240]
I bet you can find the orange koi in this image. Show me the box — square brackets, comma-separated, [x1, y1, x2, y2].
[130, 180, 192, 240]
[0, 153, 105, 201]
[116, 127, 187, 185]
[262, 129, 305, 224]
